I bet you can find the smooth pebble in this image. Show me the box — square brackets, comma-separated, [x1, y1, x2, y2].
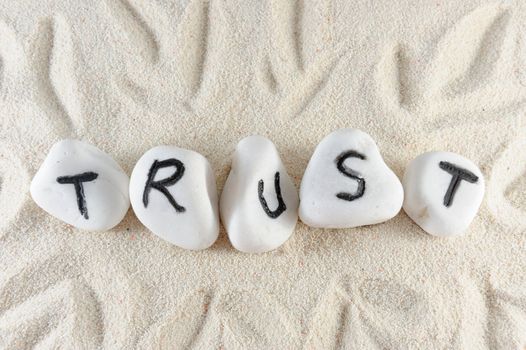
[129, 146, 219, 250]
[402, 151, 484, 237]
[220, 135, 299, 253]
[30, 139, 130, 231]
[299, 128, 404, 228]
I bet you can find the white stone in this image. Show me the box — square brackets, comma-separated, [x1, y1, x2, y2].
[299, 128, 403, 228]
[220, 135, 299, 253]
[30, 139, 130, 231]
[402, 151, 484, 237]
[129, 146, 219, 250]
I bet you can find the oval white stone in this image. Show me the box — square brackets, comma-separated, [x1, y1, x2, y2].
[402, 151, 485, 237]
[129, 146, 219, 250]
[299, 128, 404, 228]
[220, 135, 299, 253]
[30, 139, 130, 231]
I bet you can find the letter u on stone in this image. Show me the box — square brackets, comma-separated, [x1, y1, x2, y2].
[220, 135, 299, 253]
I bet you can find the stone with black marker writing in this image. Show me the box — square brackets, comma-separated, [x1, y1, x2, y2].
[220, 135, 299, 253]
[30, 139, 130, 231]
[402, 151, 484, 237]
[129, 146, 219, 250]
[299, 128, 404, 228]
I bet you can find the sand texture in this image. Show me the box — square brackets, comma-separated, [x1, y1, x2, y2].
[1, 0, 526, 348]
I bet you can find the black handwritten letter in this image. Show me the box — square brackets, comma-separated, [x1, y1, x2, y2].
[258, 171, 287, 218]
[335, 150, 366, 201]
[143, 159, 186, 212]
[56, 172, 98, 219]
[438, 161, 478, 207]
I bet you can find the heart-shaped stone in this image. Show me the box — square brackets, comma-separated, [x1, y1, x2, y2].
[220, 135, 299, 253]
[402, 151, 485, 237]
[299, 128, 403, 228]
[30, 139, 130, 231]
[129, 146, 219, 250]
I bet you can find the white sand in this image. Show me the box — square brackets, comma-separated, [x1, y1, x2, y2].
[1, 0, 526, 348]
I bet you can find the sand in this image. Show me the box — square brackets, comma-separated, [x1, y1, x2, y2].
[0, 0, 525, 348]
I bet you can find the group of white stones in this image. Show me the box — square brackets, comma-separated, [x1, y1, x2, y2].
[30, 129, 485, 253]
